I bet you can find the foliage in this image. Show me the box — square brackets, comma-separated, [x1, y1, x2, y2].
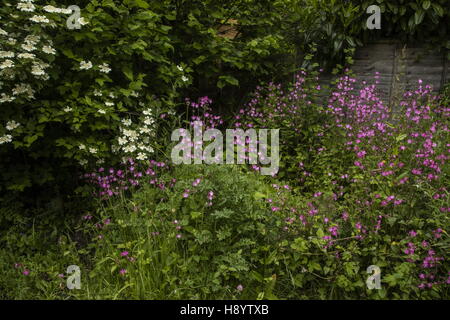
[1, 72, 448, 299]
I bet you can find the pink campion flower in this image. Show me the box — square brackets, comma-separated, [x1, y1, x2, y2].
[356, 150, 366, 158]
[22, 269, 30, 276]
[120, 251, 129, 257]
[354, 161, 363, 168]
[236, 284, 244, 292]
[328, 226, 339, 237]
[341, 212, 349, 221]
[119, 269, 127, 275]
[433, 228, 443, 239]
[58, 273, 65, 278]
[398, 177, 409, 184]
[176, 234, 182, 239]
[404, 242, 415, 255]
[408, 230, 417, 237]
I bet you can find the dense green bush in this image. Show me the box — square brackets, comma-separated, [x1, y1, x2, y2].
[0, 0, 297, 198]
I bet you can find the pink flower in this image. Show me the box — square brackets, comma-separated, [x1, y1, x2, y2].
[236, 284, 244, 292]
[433, 228, 442, 239]
[22, 269, 30, 276]
[119, 269, 127, 275]
[120, 251, 129, 257]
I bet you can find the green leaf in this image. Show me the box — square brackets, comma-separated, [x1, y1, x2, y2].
[217, 75, 239, 88]
[316, 228, 324, 238]
[190, 211, 202, 219]
[432, 3, 444, 16]
[396, 134, 407, 142]
[422, 1, 431, 10]
[414, 10, 425, 25]
[253, 191, 267, 200]
[134, 0, 150, 9]
[122, 66, 134, 81]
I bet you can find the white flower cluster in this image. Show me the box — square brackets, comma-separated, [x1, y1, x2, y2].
[0, 59, 14, 69]
[0, 134, 13, 145]
[0, 2, 78, 106]
[79, 60, 111, 74]
[12, 83, 35, 98]
[79, 60, 93, 70]
[6, 120, 21, 130]
[177, 65, 189, 82]
[0, 120, 21, 145]
[17, 1, 35, 13]
[114, 107, 157, 161]
[29, 15, 49, 24]
[43, 5, 72, 14]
